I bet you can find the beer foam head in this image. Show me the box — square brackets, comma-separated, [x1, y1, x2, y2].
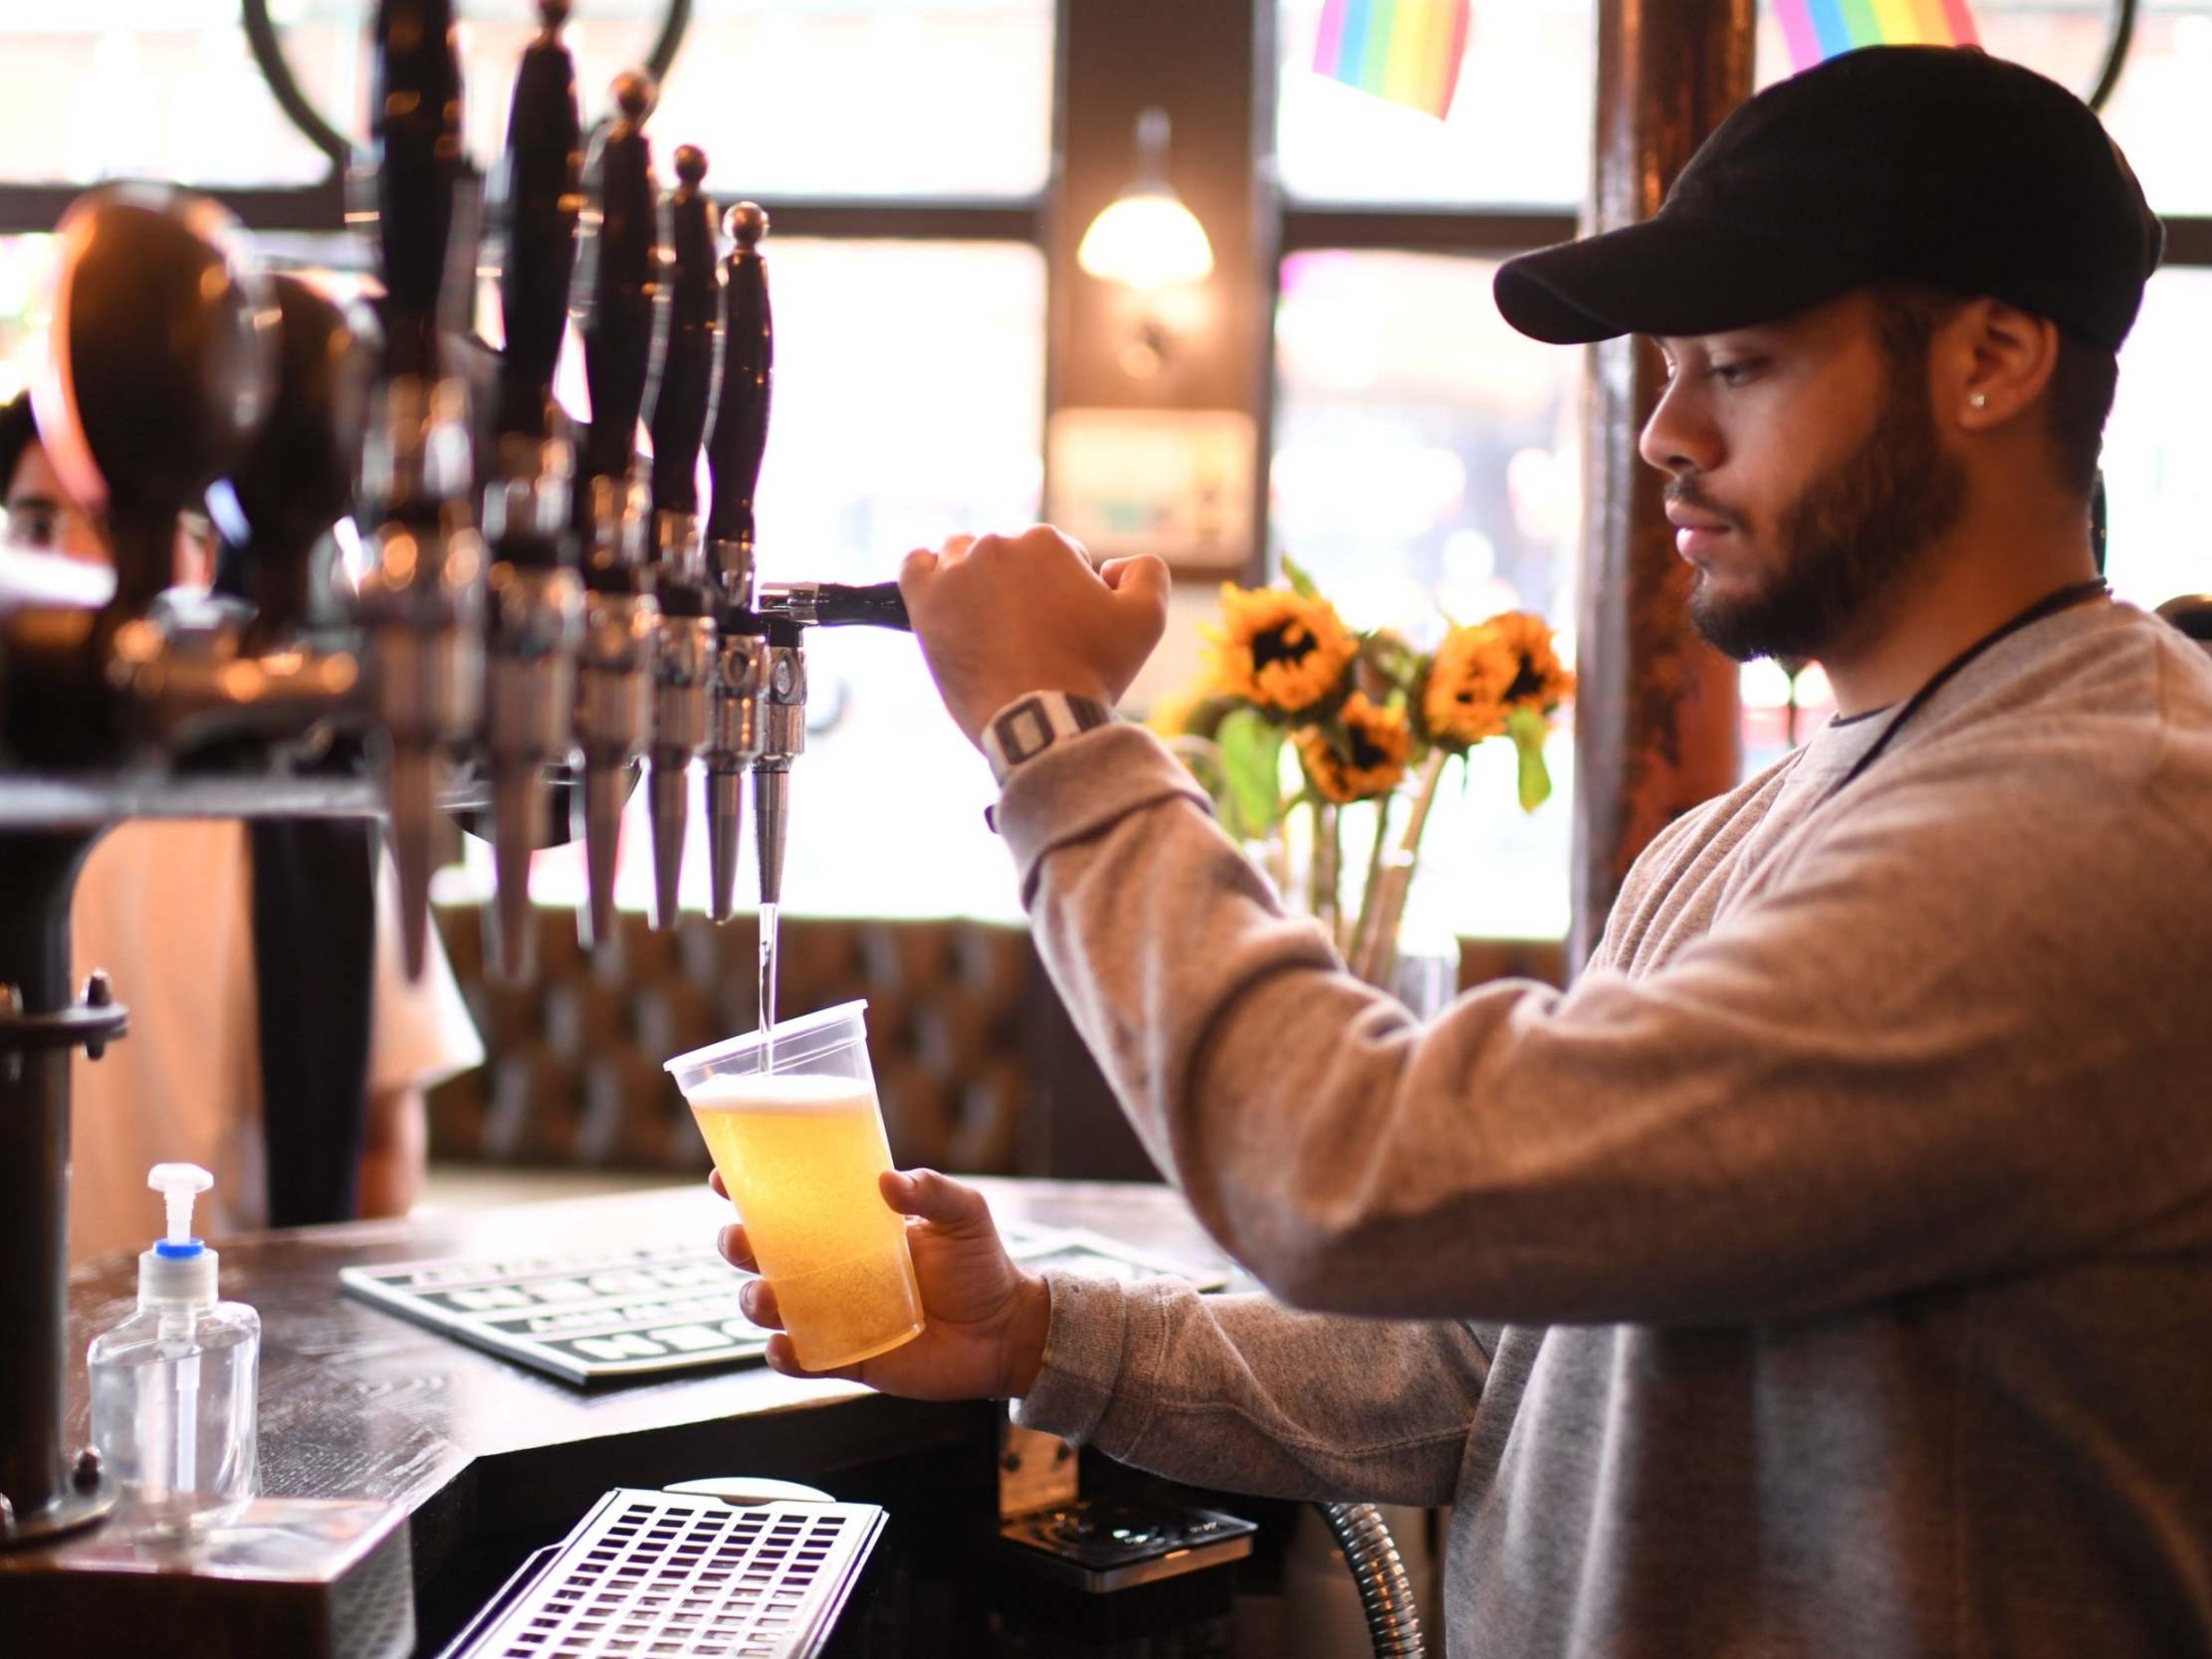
[684, 1070, 875, 1114]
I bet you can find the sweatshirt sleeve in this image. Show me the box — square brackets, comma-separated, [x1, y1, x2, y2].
[1013, 1270, 1490, 1509]
[995, 721, 2212, 1327]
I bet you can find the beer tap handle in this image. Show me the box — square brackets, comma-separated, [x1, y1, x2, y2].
[34, 189, 276, 624]
[649, 145, 719, 560]
[480, 0, 586, 982]
[641, 144, 722, 932]
[225, 275, 378, 648]
[704, 202, 772, 611]
[491, 0, 583, 449]
[8, 187, 276, 762]
[569, 70, 664, 949]
[369, 0, 464, 384]
[573, 69, 664, 533]
[757, 581, 912, 631]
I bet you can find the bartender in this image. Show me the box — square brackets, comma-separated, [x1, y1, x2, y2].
[0, 390, 484, 1260]
[728, 45, 2212, 1659]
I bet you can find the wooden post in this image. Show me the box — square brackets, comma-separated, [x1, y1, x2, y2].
[1571, 0, 1756, 971]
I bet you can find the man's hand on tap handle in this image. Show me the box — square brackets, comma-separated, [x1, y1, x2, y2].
[898, 524, 1171, 747]
[713, 1165, 1052, 1400]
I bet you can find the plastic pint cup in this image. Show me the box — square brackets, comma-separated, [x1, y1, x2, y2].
[666, 1000, 924, 1370]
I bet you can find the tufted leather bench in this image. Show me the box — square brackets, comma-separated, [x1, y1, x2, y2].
[428, 905, 1035, 1178]
[426, 904, 1569, 1183]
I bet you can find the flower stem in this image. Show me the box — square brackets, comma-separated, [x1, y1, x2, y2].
[1308, 799, 1341, 945]
[1264, 828, 1292, 902]
[1355, 747, 1449, 988]
[1350, 790, 1394, 969]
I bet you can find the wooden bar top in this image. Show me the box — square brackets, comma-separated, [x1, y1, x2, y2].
[54, 1176, 1236, 1599]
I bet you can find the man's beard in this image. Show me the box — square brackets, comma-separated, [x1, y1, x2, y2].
[1680, 362, 1968, 664]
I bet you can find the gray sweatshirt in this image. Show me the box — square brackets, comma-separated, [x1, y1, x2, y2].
[1001, 599, 2212, 1658]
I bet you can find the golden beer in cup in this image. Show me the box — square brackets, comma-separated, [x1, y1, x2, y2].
[666, 1000, 923, 1370]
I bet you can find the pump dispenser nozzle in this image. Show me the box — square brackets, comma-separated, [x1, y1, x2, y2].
[148, 1162, 212, 1252]
[140, 1163, 218, 1308]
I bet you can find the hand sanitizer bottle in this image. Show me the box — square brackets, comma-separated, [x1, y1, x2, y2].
[87, 1163, 261, 1534]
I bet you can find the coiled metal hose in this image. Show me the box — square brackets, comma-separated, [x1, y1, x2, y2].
[1318, 1501, 1426, 1658]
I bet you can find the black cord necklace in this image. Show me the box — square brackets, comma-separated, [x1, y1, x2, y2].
[1820, 577, 2110, 808]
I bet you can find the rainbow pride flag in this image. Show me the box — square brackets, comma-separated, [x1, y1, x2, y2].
[1312, 0, 1474, 121]
[1773, 0, 1980, 74]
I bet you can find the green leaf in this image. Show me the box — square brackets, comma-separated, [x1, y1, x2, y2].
[1507, 707, 1553, 811]
[1164, 735, 1226, 804]
[1217, 707, 1287, 837]
[1279, 553, 1320, 601]
[1360, 629, 1421, 695]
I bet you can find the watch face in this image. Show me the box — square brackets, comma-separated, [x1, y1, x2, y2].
[995, 697, 1056, 766]
[989, 694, 1112, 778]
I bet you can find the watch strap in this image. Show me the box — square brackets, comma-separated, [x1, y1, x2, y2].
[982, 691, 1115, 785]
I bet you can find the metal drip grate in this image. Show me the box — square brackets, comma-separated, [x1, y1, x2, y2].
[444, 1491, 885, 1659]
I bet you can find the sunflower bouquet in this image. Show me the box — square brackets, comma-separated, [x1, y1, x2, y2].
[1154, 559, 1571, 987]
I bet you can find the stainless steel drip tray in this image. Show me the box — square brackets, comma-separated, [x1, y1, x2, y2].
[440, 1491, 885, 1659]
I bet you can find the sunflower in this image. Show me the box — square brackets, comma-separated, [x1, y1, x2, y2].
[1421, 623, 1516, 748]
[1421, 612, 1572, 750]
[1489, 610, 1575, 714]
[1295, 692, 1414, 804]
[1208, 584, 1360, 717]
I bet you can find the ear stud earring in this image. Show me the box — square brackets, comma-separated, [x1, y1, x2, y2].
[1968, 392, 1988, 410]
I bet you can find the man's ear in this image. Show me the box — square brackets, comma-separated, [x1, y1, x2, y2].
[1953, 300, 2062, 431]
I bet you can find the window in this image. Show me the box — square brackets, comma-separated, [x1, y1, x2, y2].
[0, 6, 324, 186]
[265, 0, 1056, 198]
[2103, 265, 2212, 610]
[1271, 250, 1581, 939]
[653, 1, 1054, 198]
[1271, 6, 1588, 938]
[1274, 0, 1596, 207]
[1273, 251, 1579, 642]
[1754, 2, 2212, 215]
[271, 0, 662, 173]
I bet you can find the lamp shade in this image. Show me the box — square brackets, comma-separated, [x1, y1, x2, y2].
[1077, 188, 1215, 290]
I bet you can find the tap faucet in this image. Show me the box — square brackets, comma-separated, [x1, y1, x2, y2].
[569, 69, 665, 950]
[479, 0, 585, 981]
[746, 580, 916, 912]
[748, 613, 805, 914]
[639, 144, 722, 932]
[354, 0, 484, 981]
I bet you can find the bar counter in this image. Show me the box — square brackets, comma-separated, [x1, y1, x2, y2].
[18, 1176, 1239, 1656]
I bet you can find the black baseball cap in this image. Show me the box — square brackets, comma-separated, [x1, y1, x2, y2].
[1494, 45, 2163, 353]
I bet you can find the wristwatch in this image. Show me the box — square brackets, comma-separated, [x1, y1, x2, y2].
[981, 691, 1115, 785]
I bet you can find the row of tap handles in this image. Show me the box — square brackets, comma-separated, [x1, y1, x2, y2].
[0, 0, 912, 985]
